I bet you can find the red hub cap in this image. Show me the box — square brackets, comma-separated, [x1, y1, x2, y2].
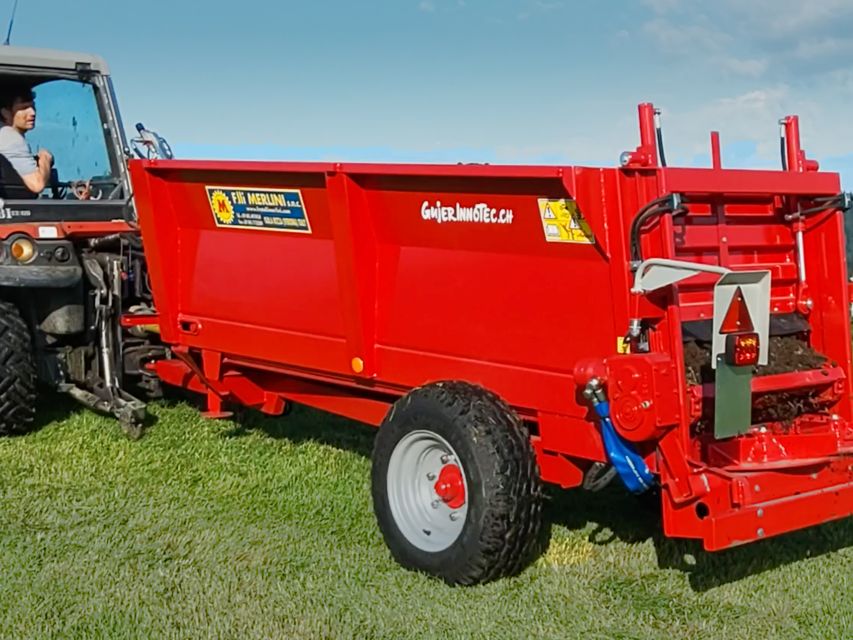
[433, 464, 465, 509]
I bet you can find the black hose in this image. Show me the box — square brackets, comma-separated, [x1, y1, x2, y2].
[797, 194, 847, 216]
[780, 133, 788, 171]
[656, 126, 667, 168]
[629, 194, 686, 264]
[630, 200, 669, 264]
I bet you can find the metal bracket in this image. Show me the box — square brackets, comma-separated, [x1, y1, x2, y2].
[631, 258, 730, 294]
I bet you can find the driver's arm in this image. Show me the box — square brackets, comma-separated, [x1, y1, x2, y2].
[21, 148, 52, 194]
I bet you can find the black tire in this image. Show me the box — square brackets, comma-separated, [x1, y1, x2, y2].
[371, 381, 543, 585]
[0, 300, 36, 435]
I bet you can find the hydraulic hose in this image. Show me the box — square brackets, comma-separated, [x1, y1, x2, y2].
[583, 379, 655, 494]
[629, 193, 687, 264]
[656, 126, 667, 168]
[795, 192, 852, 216]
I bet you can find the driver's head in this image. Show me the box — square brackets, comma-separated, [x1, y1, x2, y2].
[0, 86, 36, 133]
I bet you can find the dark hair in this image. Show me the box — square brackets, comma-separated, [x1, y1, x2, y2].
[0, 85, 35, 113]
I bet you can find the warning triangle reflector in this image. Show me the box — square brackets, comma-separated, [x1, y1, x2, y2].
[720, 287, 754, 334]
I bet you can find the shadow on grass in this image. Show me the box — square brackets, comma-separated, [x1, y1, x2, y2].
[219, 402, 376, 459]
[544, 484, 853, 592]
[30, 391, 85, 432]
[208, 400, 553, 574]
[655, 518, 852, 591]
[162, 397, 850, 590]
[32, 389, 160, 437]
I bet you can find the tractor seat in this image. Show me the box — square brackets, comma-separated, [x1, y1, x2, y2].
[0, 153, 37, 199]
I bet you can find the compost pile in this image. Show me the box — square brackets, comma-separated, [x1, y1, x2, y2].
[684, 335, 829, 426]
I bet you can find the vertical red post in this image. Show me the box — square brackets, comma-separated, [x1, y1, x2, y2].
[637, 103, 658, 167]
[783, 115, 803, 172]
[710, 131, 721, 169]
[201, 349, 232, 419]
[621, 103, 660, 168]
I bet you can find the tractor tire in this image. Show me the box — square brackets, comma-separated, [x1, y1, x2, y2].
[371, 381, 543, 585]
[0, 300, 36, 435]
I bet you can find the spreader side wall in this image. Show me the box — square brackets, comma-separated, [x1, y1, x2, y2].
[130, 161, 627, 416]
[365, 173, 617, 412]
[131, 164, 351, 375]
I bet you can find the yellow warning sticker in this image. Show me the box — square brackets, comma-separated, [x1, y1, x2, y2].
[537, 198, 594, 244]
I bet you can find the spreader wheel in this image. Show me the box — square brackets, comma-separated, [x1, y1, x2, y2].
[0, 300, 37, 435]
[371, 381, 542, 585]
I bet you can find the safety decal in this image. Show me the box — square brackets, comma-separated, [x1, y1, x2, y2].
[205, 186, 311, 233]
[537, 198, 594, 244]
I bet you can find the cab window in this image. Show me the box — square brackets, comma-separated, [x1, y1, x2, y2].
[26, 79, 114, 185]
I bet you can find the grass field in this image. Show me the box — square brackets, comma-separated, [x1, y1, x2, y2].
[0, 397, 850, 639]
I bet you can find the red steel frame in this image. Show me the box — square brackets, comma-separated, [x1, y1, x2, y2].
[128, 104, 853, 550]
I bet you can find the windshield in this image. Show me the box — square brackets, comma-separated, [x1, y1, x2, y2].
[26, 78, 115, 185]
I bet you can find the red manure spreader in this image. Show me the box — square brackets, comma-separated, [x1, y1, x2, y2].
[125, 104, 853, 583]
[0, 47, 847, 585]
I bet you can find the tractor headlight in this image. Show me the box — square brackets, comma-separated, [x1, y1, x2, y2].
[10, 238, 35, 263]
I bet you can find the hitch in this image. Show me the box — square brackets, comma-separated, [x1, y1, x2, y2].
[77, 253, 148, 438]
[61, 384, 146, 439]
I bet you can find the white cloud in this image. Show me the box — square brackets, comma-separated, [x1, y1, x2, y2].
[636, 0, 853, 97]
[725, 0, 853, 37]
[658, 87, 790, 164]
[641, 18, 731, 55]
[791, 37, 853, 60]
[716, 56, 768, 78]
[533, 1, 564, 9]
[641, 0, 682, 14]
[418, 1, 436, 12]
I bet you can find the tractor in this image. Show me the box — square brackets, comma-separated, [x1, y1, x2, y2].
[0, 46, 168, 437]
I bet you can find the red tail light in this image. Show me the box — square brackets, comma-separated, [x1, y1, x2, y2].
[726, 333, 759, 367]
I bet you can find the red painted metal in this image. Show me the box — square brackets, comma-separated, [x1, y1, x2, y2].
[435, 464, 465, 509]
[128, 103, 853, 551]
[120, 313, 160, 328]
[710, 131, 722, 170]
[622, 103, 659, 168]
[595, 353, 680, 443]
[782, 115, 820, 173]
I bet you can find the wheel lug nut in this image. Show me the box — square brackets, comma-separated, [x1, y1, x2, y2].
[440, 454, 451, 464]
[449, 512, 461, 522]
[431, 499, 442, 509]
[426, 472, 436, 481]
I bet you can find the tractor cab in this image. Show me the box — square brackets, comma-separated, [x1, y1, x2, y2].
[0, 46, 169, 437]
[0, 46, 132, 220]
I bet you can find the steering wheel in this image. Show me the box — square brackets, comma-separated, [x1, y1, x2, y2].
[70, 179, 103, 201]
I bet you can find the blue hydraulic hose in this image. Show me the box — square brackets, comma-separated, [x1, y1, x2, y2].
[585, 381, 655, 494]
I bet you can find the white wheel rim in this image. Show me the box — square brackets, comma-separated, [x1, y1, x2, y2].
[386, 430, 469, 552]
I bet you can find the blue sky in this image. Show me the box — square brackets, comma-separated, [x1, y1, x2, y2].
[7, 0, 853, 185]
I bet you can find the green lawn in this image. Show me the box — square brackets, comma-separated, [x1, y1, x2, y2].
[0, 398, 850, 639]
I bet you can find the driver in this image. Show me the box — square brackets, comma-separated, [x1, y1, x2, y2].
[0, 86, 53, 194]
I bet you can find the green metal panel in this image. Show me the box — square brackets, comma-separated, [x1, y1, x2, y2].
[714, 355, 753, 439]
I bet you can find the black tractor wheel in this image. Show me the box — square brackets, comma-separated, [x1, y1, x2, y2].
[0, 300, 37, 435]
[371, 381, 543, 585]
